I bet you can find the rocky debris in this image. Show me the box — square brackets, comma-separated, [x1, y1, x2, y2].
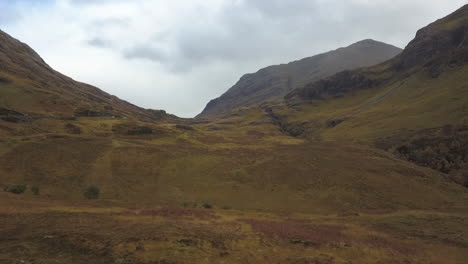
[0, 107, 29, 123]
[146, 109, 168, 120]
[264, 106, 305, 137]
[0, 108, 23, 116]
[327, 119, 347, 128]
[64, 123, 82, 134]
[74, 109, 116, 118]
[376, 124, 468, 188]
[0, 76, 11, 83]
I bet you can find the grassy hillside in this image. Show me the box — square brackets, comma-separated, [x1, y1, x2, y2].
[271, 64, 468, 142]
[1, 116, 467, 213]
[258, 4, 468, 186]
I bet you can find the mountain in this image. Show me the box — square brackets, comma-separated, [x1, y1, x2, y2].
[198, 39, 402, 118]
[0, 29, 172, 122]
[286, 5, 468, 102]
[271, 4, 468, 186]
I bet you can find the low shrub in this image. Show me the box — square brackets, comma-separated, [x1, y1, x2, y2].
[5, 185, 27, 194]
[202, 202, 213, 209]
[31, 186, 40, 195]
[84, 186, 100, 199]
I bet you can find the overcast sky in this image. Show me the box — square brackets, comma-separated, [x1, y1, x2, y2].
[1, 0, 467, 117]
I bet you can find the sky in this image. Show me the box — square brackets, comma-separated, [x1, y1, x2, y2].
[0, 0, 467, 117]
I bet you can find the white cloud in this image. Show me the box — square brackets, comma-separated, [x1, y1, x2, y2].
[1, 0, 467, 117]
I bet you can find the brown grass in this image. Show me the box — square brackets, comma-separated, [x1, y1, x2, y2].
[240, 219, 345, 244]
[136, 207, 219, 220]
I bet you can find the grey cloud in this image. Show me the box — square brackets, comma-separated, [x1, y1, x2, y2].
[90, 17, 129, 28]
[87, 37, 111, 48]
[70, 0, 125, 5]
[143, 1, 464, 73]
[120, 1, 320, 72]
[244, 0, 320, 18]
[124, 45, 169, 63]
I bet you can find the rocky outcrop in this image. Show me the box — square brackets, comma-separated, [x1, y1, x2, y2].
[376, 125, 468, 188]
[392, 5, 468, 74]
[286, 70, 382, 101]
[0, 108, 29, 123]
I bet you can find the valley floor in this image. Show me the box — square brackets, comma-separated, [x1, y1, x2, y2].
[1, 194, 467, 264]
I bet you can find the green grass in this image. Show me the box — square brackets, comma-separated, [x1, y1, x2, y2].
[274, 65, 468, 143]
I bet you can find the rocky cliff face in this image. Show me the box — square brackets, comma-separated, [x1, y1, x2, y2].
[287, 4, 468, 102]
[392, 4, 468, 74]
[198, 39, 402, 118]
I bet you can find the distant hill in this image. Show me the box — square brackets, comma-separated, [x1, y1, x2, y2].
[198, 39, 402, 118]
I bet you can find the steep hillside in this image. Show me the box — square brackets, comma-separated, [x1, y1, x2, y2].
[198, 39, 401, 118]
[271, 4, 468, 186]
[0, 29, 172, 122]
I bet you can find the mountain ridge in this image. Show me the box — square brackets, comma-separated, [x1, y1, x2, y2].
[198, 39, 402, 118]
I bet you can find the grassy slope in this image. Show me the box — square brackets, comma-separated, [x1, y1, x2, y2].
[276, 64, 468, 143]
[1, 113, 467, 214]
[324, 66, 468, 141]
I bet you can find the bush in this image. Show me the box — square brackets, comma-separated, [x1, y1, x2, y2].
[202, 202, 213, 209]
[31, 186, 40, 195]
[84, 186, 100, 199]
[5, 185, 27, 194]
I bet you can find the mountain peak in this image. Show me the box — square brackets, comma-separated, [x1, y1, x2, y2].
[198, 39, 401, 118]
[348, 39, 397, 48]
